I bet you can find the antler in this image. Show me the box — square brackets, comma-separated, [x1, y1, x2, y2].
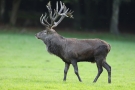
[40, 1, 74, 29]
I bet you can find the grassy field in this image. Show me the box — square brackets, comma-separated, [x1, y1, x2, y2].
[0, 29, 135, 90]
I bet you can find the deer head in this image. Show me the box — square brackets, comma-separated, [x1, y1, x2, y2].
[36, 1, 73, 40]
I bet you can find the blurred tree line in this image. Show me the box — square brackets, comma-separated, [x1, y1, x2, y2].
[0, 0, 135, 34]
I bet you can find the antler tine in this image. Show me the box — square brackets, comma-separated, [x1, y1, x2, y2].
[43, 13, 51, 26]
[56, 1, 58, 12]
[40, 14, 48, 27]
[59, 1, 64, 13]
[53, 9, 56, 18]
[46, 1, 54, 26]
[53, 2, 59, 20]
[40, 13, 51, 27]
[66, 10, 74, 18]
[52, 1, 58, 19]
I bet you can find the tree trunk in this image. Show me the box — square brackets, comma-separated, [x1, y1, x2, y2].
[110, 0, 120, 34]
[0, 0, 5, 22]
[10, 0, 21, 26]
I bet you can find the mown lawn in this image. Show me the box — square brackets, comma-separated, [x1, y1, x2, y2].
[0, 30, 135, 90]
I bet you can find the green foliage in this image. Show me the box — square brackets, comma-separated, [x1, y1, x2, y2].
[0, 30, 135, 90]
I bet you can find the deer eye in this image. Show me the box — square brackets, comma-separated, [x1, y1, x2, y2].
[43, 31, 47, 34]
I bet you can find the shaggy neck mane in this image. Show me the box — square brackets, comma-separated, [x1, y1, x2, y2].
[44, 34, 65, 58]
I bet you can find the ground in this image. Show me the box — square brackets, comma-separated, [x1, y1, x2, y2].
[0, 29, 135, 90]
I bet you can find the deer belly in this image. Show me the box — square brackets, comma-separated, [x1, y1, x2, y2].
[78, 56, 95, 63]
[76, 49, 94, 62]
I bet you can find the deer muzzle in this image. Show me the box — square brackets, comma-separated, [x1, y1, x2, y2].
[35, 33, 40, 39]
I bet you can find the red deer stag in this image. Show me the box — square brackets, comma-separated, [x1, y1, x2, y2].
[36, 1, 111, 83]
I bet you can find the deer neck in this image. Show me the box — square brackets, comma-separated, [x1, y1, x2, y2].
[44, 33, 65, 57]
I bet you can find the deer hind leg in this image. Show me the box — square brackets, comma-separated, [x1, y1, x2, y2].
[71, 60, 82, 82]
[93, 58, 103, 83]
[102, 61, 111, 83]
[63, 63, 70, 81]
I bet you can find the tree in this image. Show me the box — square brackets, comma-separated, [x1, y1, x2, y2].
[110, 0, 120, 34]
[10, 0, 21, 26]
[0, 0, 6, 22]
[110, 0, 132, 34]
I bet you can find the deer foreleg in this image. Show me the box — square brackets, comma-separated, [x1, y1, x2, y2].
[71, 60, 82, 82]
[63, 62, 70, 81]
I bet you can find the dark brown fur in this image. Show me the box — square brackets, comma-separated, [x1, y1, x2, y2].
[36, 29, 111, 83]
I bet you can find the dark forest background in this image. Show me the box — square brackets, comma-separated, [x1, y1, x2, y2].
[0, 0, 135, 34]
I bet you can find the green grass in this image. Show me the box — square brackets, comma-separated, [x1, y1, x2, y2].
[0, 30, 135, 90]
